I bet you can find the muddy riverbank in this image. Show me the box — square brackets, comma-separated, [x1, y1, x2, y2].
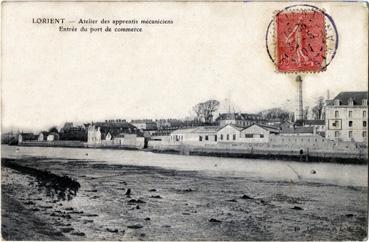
[1, 156, 367, 240]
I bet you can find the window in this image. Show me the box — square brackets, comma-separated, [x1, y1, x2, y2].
[364, 121, 367, 127]
[215, 135, 217, 142]
[220, 134, 223, 140]
[199, 136, 202, 141]
[335, 131, 340, 138]
[363, 131, 367, 138]
[348, 98, 354, 106]
[349, 111, 352, 118]
[349, 121, 353, 127]
[205, 135, 209, 141]
[335, 111, 339, 118]
[260, 134, 264, 138]
[363, 99, 368, 106]
[349, 131, 352, 138]
[245, 134, 253, 138]
[364, 111, 367, 118]
[233, 134, 236, 140]
[226, 134, 229, 140]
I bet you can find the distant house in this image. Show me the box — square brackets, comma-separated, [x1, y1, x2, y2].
[47, 132, 60, 141]
[216, 113, 265, 128]
[87, 126, 101, 144]
[38, 131, 49, 141]
[59, 122, 86, 141]
[86, 120, 144, 147]
[18, 133, 36, 143]
[170, 123, 280, 144]
[131, 119, 158, 131]
[170, 126, 218, 144]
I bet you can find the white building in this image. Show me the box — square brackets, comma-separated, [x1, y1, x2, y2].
[240, 124, 279, 143]
[170, 126, 218, 145]
[169, 124, 279, 144]
[325, 92, 368, 143]
[216, 124, 243, 142]
[87, 125, 102, 145]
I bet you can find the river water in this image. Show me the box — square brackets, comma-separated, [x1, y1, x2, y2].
[2, 145, 367, 187]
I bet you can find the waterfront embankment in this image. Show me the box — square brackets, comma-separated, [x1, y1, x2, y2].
[148, 143, 368, 164]
[17, 140, 369, 164]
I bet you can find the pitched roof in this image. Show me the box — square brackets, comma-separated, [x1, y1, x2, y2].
[242, 123, 280, 133]
[193, 126, 219, 133]
[329, 91, 368, 106]
[217, 123, 244, 132]
[171, 128, 198, 135]
[255, 124, 280, 133]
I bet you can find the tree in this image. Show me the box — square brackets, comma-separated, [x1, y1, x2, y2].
[48, 126, 59, 133]
[192, 99, 220, 123]
[258, 107, 291, 122]
[312, 96, 325, 120]
[192, 103, 204, 122]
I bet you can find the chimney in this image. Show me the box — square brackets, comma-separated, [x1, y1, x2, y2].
[295, 75, 303, 122]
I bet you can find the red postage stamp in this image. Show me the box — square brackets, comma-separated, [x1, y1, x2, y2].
[275, 10, 326, 72]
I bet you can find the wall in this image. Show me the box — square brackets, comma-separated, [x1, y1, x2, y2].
[326, 105, 368, 142]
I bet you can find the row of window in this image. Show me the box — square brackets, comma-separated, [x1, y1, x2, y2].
[334, 131, 367, 138]
[273, 137, 324, 143]
[334, 110, 367, 118]
[348, 120, 367, 127]
[334, 99, 367, 106]
[198, 134, 266, 142]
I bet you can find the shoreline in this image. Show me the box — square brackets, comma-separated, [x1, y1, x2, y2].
[2, 190, 69, 241]
[15, 142, 369, 164]
[1, 156, 367, 240]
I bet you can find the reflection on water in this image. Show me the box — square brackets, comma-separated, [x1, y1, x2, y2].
[2, 145, 368, 187]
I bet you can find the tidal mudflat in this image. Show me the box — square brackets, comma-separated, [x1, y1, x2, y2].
[1, 155, 367, 241]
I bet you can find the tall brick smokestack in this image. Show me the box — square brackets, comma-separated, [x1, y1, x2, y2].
[295, 75, 303, 122]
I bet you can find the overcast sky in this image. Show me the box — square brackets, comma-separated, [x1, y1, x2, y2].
[2, 1, 368, 132]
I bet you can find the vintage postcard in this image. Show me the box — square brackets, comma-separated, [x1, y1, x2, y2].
[1, 1, 368, 241]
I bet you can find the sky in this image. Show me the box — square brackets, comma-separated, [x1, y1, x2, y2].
[2, 1, 368, 132]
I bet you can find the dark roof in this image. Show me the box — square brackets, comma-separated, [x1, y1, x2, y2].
[94, 122, 143, 138]
[281, 127, 314, 134]
[40, 131, 49, 136]
[254, 124, 280, 133]
[216, 113, 263, 121]
[328, 91, 368, 106]
[304, 120, 325, 125]
[20, 133, 35, 139]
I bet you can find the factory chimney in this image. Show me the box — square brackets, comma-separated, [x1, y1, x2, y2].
[295, 75, 303, 123]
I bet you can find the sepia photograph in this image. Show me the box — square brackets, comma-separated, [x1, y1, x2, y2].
[1, 1, 368, 241]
